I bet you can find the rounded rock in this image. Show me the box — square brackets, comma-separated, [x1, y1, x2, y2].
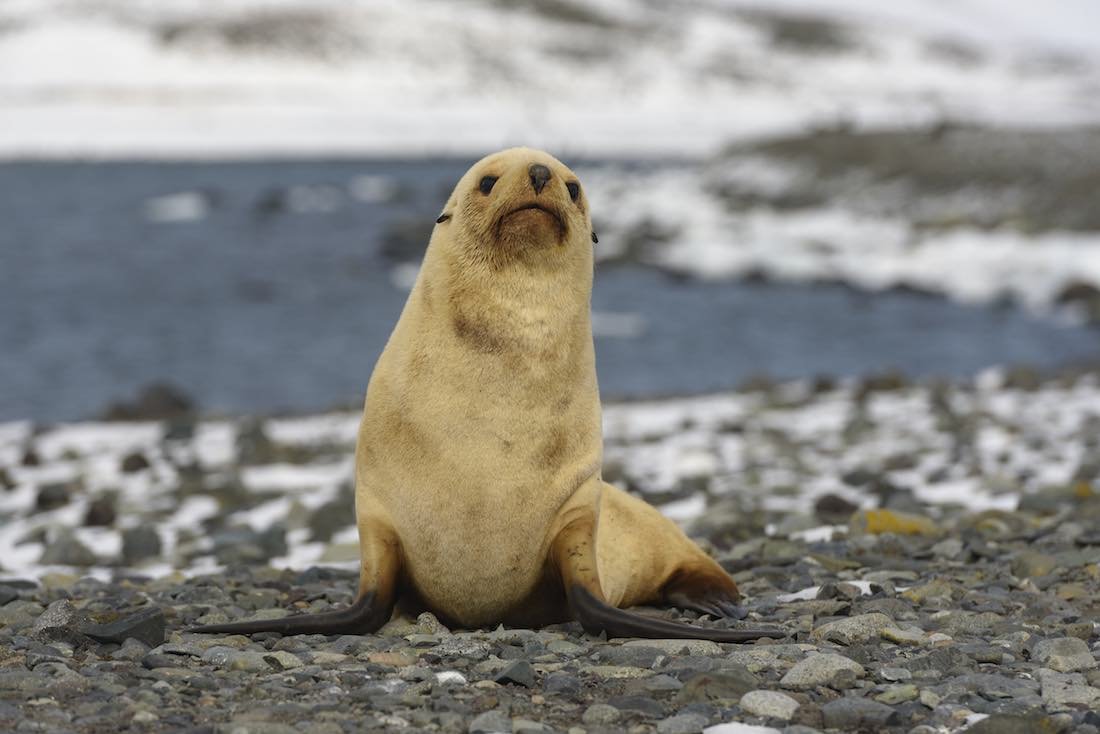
[739, 689, 800, 720]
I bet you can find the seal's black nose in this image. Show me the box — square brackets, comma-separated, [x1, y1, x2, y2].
[529, 164, 551, 194]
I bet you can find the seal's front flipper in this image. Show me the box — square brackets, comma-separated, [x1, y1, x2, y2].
[188, 518, 401, 636]
[551, 513, 784, 643]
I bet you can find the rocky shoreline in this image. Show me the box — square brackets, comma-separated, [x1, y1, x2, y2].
[2, 369, 1100, 732]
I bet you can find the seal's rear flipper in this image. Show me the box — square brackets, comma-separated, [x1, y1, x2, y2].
[551, 511, 785, 643]
[187, 590, 388, 636]
[569, 586, 784, 642]
[189, 517, 401, 637]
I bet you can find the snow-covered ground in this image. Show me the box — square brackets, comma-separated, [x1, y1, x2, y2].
[0, 0, 1098, 158]
[2, 368, 1097, 580]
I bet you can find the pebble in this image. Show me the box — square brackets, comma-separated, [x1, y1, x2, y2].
[494, 660, 536, 687]
[82, 607, 166, 647]
[622, 638, 722, 656]
[820, 697, 898, 728]
[582, 703, 621, 726]
[738, 690, 800, 720]
[2, 377, 1100, 731]
[1039, 669, 1100, 709]
[676, 669, 759, 703]
[469, 709, 512, 733]
[1032, 636, 1097, 672]
[812, 612, 893, 645]
[657, 712, 709, 734]
[39, 530, 98, 566]
[780, 654, 865, 689]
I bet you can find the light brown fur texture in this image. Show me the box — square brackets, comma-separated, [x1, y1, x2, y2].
[192, 148, 782, 642]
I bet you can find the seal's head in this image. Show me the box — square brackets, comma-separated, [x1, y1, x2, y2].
[432, 147, 595, 272]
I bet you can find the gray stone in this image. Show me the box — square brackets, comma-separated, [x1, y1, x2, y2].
[656, 713, 708, 734]
[738, 689, 800, 720]
[780, 654, 865, 689]
[607, 694, 665, 717]
[821, 697, 898, 728]
[512, 720, 552, 734]
[308, 498, 351, 542]
[1039, 669, 1100, 709]
[597, 644, 664, 668]
[39, 530, 98, 566]
[31, 599, 90, 643]
[494, 660, 536, 688]
[262, 650, 303, 671]
[121, 527, 162, 564]
[581, 704, 621, 726]
[622, 638, 722, 656]
[675, 668, 759, 703]
[1012, 551, 1057, 578]
[542, 672, 581, 695]
[1033, 637, 1097, 672]
[966, 714, 1072, 734]
[119, 452, 150, 473]
[880, 626, 925, 646]
[82, 607, 165, 647]
[874, 684, 918, 704]
[944, 673, 1039, 700]
[812, 613, 893, 645]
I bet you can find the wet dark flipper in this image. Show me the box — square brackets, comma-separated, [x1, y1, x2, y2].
[570, 586, 785, 642]
[187, 590, 390, 636]
[189, 517, 401, 637]
[550, 510, 785, 643]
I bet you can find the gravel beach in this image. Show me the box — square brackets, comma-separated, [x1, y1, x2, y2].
[2, 369, 1100, 733]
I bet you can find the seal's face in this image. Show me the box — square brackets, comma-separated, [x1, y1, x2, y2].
[435, 147, 593, 271]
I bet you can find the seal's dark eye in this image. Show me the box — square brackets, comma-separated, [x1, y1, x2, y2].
[566, 182, 580, 201]
[479, 176, 498, 195]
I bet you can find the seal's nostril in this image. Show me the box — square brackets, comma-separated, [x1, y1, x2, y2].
[529, 164, 551, 194]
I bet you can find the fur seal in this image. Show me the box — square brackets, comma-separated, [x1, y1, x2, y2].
[191, 148, 783, 642]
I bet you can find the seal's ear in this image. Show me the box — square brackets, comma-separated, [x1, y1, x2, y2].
[591, 231, 599, 244]
[436, 213, 452, 224]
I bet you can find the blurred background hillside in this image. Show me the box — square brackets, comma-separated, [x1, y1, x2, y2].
[3, 0, 1100, 421]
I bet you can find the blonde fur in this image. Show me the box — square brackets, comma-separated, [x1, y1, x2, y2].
[354, 148, 733, 628]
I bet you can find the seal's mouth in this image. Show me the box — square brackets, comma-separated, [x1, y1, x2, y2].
[500, 202, 565, 232]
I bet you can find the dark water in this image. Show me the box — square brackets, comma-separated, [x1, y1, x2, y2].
[3, 160, 1099, 423]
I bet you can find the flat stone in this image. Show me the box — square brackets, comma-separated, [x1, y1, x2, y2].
[582, 704, 621, 726]
[780, 653, 865, 689]
[675, 668, 759, 703]
[468, 713, 510, 734]
[512, 720, 551, 733]
[738, 690, 800, 720]
[622, 638, 722, 656]
[582, 664, 653, 679]
[81, 607, 165, 647]
[494, 660, 536, 688]
[600, 695, 659, 718]
[1039, 669, 1100, 709]
[874, 684, 918, 704]
[262, 650, 303, 670]
[226, 651, 272, 672]
[966, 714, 1075, 734]
[657, 713, 709, 734]
[813, 613, 893, 645]
[1033, 637, 1097, 672]
[546, 639, 585, 655]
[121, 527, 162, 565]
[881, 626, 926, 646]
[1012, 551, 1058, 578]
[39, 530, 99, 567]
[31, 599, 91, 643]
[821, 697, 898, 728]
